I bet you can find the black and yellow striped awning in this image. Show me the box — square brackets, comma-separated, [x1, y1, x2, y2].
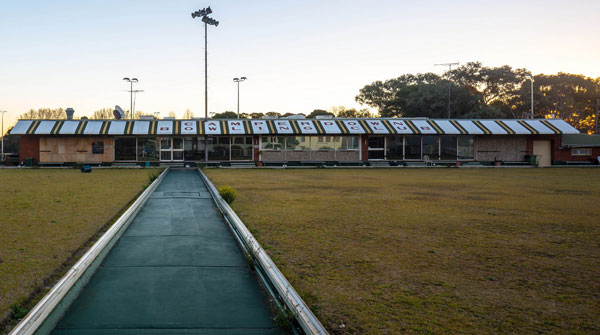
[9, 118, 580, 136]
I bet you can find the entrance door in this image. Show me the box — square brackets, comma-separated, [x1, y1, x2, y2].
[160, 138, 184, 161]
[368, 136, 385, 160]
[172, 137, 184, 161]
[533, 140, 551, 166]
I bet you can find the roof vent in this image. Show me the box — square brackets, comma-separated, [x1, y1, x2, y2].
[65, 108, 75, 120]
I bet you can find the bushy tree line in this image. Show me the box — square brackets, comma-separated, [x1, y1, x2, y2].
[356, 62, 600, 133]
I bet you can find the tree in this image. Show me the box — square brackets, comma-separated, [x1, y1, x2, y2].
[92, 108, 114, 119]
[248, 112, 265, 119]
[265, 111, 281, 117]
[182, 109, 194, 119]
[355, 73, 443, 116]
[19, 108, 66, 119]
[511, 73, 600, 133]
[448, 62, 528, 117]
[212, 111, 237, 119]
[167, 111, 177, 118]
[307, 109, 334, 118]
[331, 106, 376, 118]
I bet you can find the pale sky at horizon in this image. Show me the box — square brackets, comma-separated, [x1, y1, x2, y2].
[1, 0, 599, 130]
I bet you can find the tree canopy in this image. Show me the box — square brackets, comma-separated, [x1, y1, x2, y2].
[355, 62, 600, 132]
[19, 108, 66, 119]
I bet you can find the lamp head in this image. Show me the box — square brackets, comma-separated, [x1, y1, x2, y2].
[241, 77, 247, 80]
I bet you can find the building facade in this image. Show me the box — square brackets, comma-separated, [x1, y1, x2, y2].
[10, 117, 591, 166]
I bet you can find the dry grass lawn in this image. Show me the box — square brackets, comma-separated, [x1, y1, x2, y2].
[0, 168, 156, 325]
[205, 168, 600, 335]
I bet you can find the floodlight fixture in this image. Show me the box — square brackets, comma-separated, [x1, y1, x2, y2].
[233, 77, 247, 119]
[123, 77, 140, 120]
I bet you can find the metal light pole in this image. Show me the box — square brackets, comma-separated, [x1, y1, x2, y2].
[123, 77, 138, 119]
[192, 7, 219, 163]
[192, 7, 219, 121]
[233, 77, 247, 118]
[1, 111, 6, 162]
[525, 75, 534, 119]
[435, 62, 459, 119]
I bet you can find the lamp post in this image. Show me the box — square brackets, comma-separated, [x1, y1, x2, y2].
[435, 62, 459, 119]
[525, 75, 534, 119]
[233, 77, 247, 118]
[123, 77, 138, 119]
[192, 6, 219, 121]
[192, 7, 219, 163]
[1, 110, 6, 162]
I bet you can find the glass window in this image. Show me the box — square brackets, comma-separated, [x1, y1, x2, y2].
[173, 138, 183, 150]
[338, 136, 359, 150]
[368, 136, 385, 149]
[160, 151, 171, 161]
[287, 137, 310, 150]
[172, 151, 183, 160]
[311, 136, 335, 151]
[422, 136, 440, 160]
[261, 136, 285, 150]
[138, 137, 159, 161]
[115, 138, 137, 161]
[92, 141, 104, 154]
[441, 136, 457, 160]
[386, 136, 403, 160]
[571, 148, 591, 156]
[184, 137, 206, 161]
[458, 136, 474, 160]
[231, 136, 253, 160]
[160, 138, 171, 150]
[404, 135, 421, 160]
[208, 136, 230, 161]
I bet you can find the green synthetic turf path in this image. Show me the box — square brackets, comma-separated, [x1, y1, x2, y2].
[51, 169, 279, 335]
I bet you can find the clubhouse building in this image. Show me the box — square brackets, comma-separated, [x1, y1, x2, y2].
[9, 116, 599, 167]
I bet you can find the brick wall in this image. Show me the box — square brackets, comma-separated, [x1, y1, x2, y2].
[18, 135, 40, 163]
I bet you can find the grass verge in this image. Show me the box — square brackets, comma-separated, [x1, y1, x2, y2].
[0, 168, 159, 333]
[205, 168, 600, 335]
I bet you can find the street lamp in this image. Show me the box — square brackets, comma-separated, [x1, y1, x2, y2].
[1, 110, 7, 162]
[233, 77, 247, 118]
[123, 77, 138, 120]
[191, 6, 219, 121]
[525, 75, 534, 119]
[435, 62, 459, 118]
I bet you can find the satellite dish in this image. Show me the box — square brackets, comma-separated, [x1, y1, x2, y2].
[113, 105, 125, 119]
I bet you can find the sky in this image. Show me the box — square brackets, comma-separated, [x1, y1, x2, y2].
[1, 0, 599, 130]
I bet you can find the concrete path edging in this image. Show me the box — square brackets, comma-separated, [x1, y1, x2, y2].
[9, 168, 170, 335]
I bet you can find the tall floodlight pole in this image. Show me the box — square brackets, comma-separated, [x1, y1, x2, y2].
[123, 77, 138, 119]
[192, 7, 219, 163]
[525, 75, 534, 119]
[233, 77, 247, 118]
[435, 62, 459, 118]
[192, 6, 219, 121]
[1, 111, 6, 162]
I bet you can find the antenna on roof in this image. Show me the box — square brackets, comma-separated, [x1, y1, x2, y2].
[113, 105, 125, 119]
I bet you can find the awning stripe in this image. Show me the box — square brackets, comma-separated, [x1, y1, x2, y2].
[358, 120, 373, 134]
[540, 120, 561, 134]
[449, 120, 467, 135]
[28, 121, 40, 134]
[336, 120, 349, 134]
[427, 120, 444, 134]
[517, 120, 538, 134]
[472, 120, 491, 135]
[495, 120, 515, 135]
[51, 121, 63, 135]
[404, 120, 420, 134]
